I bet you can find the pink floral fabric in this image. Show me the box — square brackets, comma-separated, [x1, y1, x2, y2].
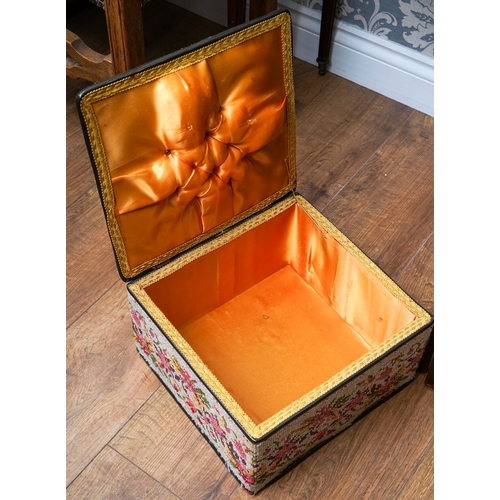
[129, 294, 257, 488]
[128, 292, 430, 494]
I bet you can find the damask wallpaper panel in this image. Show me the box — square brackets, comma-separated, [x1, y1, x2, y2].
[291, 0, 434, 56]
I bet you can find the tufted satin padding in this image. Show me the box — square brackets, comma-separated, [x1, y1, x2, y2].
[91, 27, 290, 270]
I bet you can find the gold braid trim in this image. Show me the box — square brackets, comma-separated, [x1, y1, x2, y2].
[129, 196, 432, 440]
[82, 116, 129, 276]
[280, 15, 297, 190]
[79, 12, 295, 279]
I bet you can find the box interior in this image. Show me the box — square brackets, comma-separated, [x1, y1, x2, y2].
[145, 202, 416, 425]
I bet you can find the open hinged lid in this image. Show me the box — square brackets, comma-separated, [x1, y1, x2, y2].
[77, 10, 296, 280]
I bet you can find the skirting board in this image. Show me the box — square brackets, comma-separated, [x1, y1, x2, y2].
[278, 0, 434, 117]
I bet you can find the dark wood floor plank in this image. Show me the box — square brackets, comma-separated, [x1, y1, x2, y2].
[66, 124, 96, 208]
[110, 388, 238, 500]
[66, 77, 95, 209]
[66, 187, 119, 327]
[396, 232, 434, 316]
[66, 280, 161, 485]
[67, 446, 180, 500]
[295, 77, 414, 211]
[321, 110, 434, 279]
[397, 442, 434, 500]
[66, 77, 89, 119]
[293, 57, 336, 107]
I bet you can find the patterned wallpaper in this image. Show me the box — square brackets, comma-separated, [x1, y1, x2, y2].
[291, 0, 434, 57]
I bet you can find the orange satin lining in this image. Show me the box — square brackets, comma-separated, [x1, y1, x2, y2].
[91, 27, 290, 270]
[145, 203, 415, 424]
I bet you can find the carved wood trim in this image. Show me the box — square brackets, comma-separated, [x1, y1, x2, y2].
[66, 29, 114, 83]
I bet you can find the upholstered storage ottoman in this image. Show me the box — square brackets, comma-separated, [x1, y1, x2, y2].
[77, 10, 433, 495]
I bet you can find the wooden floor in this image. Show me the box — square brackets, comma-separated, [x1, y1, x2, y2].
[67, 2, 434, 498]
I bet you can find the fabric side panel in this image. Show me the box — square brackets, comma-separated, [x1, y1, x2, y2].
[251, 327, 432, 491]
[128, 292, 259, 492]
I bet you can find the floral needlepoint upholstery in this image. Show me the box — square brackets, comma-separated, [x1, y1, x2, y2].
[130, 292, 431, 494]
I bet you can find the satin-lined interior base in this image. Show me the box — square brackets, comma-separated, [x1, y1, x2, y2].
[145, 201, 415, 424]
[180, 265, 371, 424]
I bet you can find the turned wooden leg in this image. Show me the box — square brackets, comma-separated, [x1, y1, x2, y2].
[104, 0, 145, 74]
[417, 326, 434, 389]
[317, 0, 337, 75]
[228, 1, 278, 29]
[249, 0, 278, 20]
[228, 0, 246, 27]
[66, 29, 115, 82]
[425, 354, 434, 388]
[417, 327, 434, 374]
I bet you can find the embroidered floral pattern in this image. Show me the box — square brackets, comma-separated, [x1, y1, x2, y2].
[129, 294, 257, 489]
[250, 336, 428, 485]
[129, 292, 430, 493]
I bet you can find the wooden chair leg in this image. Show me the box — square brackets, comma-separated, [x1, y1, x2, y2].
[69, 0, 278, 82]
[67, 0, 145, 82]
[317, 0, 338, 75]
[417, 326, 434, 389]
[425, 354, 434, 388]
[104, 0, 146, 74]
[228, 0, 246, 27]
[249, 0, 277, 20]
[417, 327, 434, 374]
[228, 0, 278, 28]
